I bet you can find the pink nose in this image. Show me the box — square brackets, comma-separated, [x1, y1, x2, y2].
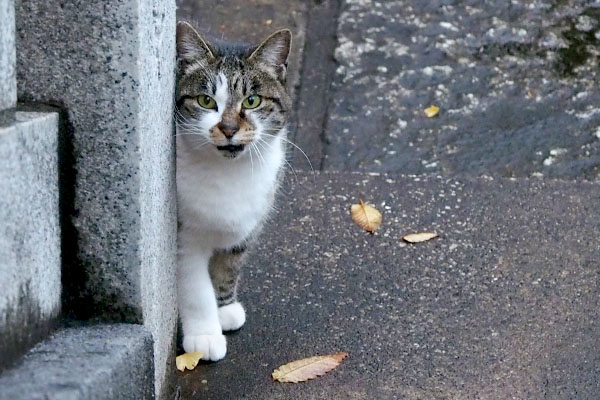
[218, 122, 238, 138]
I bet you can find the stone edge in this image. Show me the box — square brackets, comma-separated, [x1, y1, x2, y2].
[0, 324, 154, 400]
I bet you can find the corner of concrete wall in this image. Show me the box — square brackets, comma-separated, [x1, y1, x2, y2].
[139, 0, 178, 396]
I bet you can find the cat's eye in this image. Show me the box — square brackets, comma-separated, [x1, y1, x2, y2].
[242, 95, 261, 109]
[198, 95, 217, 110]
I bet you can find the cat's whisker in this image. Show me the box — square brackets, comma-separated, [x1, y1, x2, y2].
[248, 142, 255, 178]
[256, 138, 298, 185]
[252, 141, 267, 169]
[260, 133, 315, 174]
[191, 141, 211, 151]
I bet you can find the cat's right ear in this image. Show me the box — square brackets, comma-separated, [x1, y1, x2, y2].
[176, 21, 215, 70]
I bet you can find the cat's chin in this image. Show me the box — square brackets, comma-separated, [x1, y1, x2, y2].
[216, 144, 245, 159]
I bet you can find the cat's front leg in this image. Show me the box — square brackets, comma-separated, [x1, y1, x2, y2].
[210, 246, 248, 331]
[178, 247, 227, 361]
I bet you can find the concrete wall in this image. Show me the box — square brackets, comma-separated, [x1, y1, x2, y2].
[0, 0, 61, 372]
[0, 111, 60, 371]
[0, 0, 16, 109]
[15, 0, 177, 396]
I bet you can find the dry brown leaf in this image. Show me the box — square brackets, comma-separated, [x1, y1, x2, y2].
[424, 105, 440, 118]
[351, 200, 382, 234]
[176, 352, 204, 372]
[272, 353, 348, 383]
[402, 232, 439, 243]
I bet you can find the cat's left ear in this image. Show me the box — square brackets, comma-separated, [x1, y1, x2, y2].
[248, 29, 292, 83]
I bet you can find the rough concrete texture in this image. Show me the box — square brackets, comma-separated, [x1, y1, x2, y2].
[15, 1, 177, 396]
[323, 0, 600, 180]
[0, 324, 154, 400]
[177, 172, 600, 399]
[0, 111, 60, 371]
[138, 1, 178, 397]
[0, 0, 16, 110]
[176, 0, 307, 101]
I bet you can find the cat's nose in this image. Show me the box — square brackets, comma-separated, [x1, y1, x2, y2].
[218, 122, 239, 138]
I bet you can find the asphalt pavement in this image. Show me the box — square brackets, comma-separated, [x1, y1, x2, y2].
[176, 173, 599, 399]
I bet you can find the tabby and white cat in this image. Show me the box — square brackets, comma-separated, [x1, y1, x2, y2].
[175, 21, 292, 361]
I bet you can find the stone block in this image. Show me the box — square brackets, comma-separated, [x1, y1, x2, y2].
[0, 324, 154, 400]
[15, 1, 177, 396]
[0, 0, 16, 110]
[0, 110, 60, 371]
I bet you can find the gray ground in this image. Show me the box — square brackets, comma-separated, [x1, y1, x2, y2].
[175, 1, 600, 398]
[176, 173, 600, 399]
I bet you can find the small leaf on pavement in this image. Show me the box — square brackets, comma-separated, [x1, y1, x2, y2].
[403, 232, 439, 243]
[272, 353, 348, 383]
[176, 352, 204, 372]
[351, 200, 382, 234]
[424, 105, 440, 117]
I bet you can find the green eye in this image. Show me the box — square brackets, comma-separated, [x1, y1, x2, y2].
[242, 95, 261, 109]
[198, 95, 217, 109]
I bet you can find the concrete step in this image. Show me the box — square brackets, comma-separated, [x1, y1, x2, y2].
[0, 0, 16, 110]
[0, 324, 154, 400]
[176, 171, 600, 399]
[0, 110, 60, 371]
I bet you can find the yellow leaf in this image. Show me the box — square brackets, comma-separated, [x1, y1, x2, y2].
[351, 200, 382, 234]
[272, 353, 348, 383]
[402, 232, 439, 243]
[424, 105, 440, 118]
[176, 352, 204, 372]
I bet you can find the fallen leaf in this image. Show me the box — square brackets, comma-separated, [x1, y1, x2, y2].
[402, 232, 439, 243]
[176, 352, 204, 372]
[351, 200, 382, 234]
[272, 353, 348, 383]
[424, 105, 440, 118]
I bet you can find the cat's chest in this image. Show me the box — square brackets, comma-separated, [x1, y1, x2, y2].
[177, 143, 283, 244]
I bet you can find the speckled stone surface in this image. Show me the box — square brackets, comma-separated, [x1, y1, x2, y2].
[0, 324, 154, 400]
[15, 1, 177, 396]
[324, 0, 600, 180]
[0, 0, 16, 110]
[0, 111, 60, 372]
[177, 172, 600, 399]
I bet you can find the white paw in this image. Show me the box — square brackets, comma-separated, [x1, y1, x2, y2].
[182, 334, 227, 361]
[218, 302, 246, 331]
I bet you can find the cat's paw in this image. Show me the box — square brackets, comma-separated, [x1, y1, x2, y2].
[218, 302, 246, 331]
[182, 333, 227, 361]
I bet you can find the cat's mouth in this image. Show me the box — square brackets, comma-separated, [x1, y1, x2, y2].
[216, 144, 245, 157]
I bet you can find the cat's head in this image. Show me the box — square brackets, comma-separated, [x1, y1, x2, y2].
[175, 21, 292, 159]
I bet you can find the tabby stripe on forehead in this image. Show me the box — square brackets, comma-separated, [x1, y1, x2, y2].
[264, 96, 284, 110]
[251, 82, 262, 93]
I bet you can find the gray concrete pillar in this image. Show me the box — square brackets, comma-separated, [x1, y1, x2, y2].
[0, 0, 16, 110]
[0, 0, 61, 373]
[15, 0, 177, 396]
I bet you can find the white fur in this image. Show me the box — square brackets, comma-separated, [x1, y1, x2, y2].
[177, 75, 285, 361]
[214, 72, 229, 113]
[218, 302, 246, 331]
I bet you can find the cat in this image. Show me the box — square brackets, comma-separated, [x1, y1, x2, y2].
[175, 21, 292, 361]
